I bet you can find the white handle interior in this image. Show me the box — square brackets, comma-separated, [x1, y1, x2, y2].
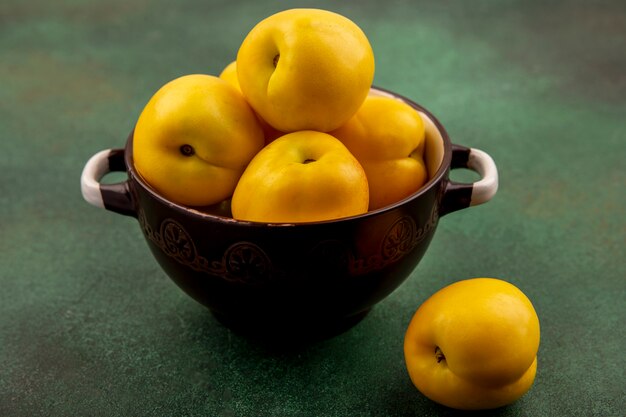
[467, 148, 499, 206]
[80, 149, 112, 209]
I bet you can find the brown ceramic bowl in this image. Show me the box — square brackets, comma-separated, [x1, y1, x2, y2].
[81, 87, 498, 341]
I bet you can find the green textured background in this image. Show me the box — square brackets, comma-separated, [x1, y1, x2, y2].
[1, 0, 624, 416]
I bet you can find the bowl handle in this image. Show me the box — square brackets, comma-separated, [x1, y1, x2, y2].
[80, 148, 137, 217]
[440, 144, 499, 216]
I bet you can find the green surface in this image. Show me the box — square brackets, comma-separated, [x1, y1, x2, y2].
[1, 0, 625, 416]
